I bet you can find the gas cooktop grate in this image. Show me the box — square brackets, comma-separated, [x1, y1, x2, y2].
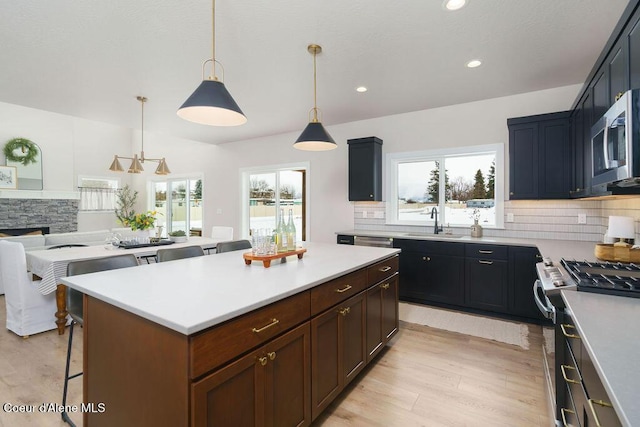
[561, 259, 640, 298]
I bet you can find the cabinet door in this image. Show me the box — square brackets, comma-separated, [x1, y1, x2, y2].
[348, 137, 382, 201]
[465, 258, 508, 313]
[192, 348, 264, 427]
[571, 108, 584, 196]
[581, 91, 594, 196]
[341, 292, 367, 386]
[397, 250, 428, 301]
[629, 11, 640, 89]
[365, 274, 399, 362]
[424, 254, 465, 306]
[310, 307, 340, 420]
[539, 119, 571, 199]
[264, 323, 311, 427]
[509, 122, 539, 199]
[608, 40, 628, 105]
[508, 246, 545, 320]
[592, 70, 609, 125]
[365, 282, 384, 362]
[381, 275, 399, 342]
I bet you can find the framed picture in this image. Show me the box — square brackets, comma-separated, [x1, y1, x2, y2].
[0, 165, 18, 189]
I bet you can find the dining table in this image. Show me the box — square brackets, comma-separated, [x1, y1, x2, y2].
[25, 237, 222, 335]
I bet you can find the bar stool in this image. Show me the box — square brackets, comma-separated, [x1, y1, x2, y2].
[61, 254, 139, 426]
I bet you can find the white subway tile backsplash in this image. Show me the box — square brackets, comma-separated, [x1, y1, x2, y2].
[351, 198, 640, 242]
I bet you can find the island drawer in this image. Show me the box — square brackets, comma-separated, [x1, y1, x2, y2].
[190, 290, 311, 378]
[311, 269, 368, 316]
[367, 255, 399, 285]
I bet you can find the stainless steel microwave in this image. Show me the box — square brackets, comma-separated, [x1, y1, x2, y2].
[591, 89, 640, 193]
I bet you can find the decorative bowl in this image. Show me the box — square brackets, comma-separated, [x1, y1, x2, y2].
[169, 236, 188, 243]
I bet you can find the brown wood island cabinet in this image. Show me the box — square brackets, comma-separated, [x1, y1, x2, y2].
[80, 253, 399, 427]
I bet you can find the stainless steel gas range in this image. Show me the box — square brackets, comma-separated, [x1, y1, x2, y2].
[534, 256, 640, 426]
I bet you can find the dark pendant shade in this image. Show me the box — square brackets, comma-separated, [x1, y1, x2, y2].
[177, 79, 247, 126]
[293, 121, 337, 151]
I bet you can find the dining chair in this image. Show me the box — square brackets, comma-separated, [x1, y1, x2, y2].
[61, 254, 139, 427]
[0, 240, 57, 337]
[156, 245, 205, 262]
[215, 239, 252, 254]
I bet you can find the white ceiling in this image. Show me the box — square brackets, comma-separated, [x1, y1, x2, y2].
[0, 0, 630, 145]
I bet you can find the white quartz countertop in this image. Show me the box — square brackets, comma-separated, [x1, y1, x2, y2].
[60, 242, 400, 335]
[561, 291, 640, 427]
[336, 230, 597, 261]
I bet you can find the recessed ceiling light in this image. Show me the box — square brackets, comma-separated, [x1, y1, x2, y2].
[356, 86, 368, 93]
[466, 59, 482, 68]
[443, 0, 467, 11]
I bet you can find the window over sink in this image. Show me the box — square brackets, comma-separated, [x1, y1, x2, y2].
[386, 143, 504, 228]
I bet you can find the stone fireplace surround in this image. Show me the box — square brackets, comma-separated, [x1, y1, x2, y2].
[0, 199, 78, 234]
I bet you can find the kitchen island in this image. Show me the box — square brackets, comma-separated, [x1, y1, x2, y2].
[61, 242, 400, 427]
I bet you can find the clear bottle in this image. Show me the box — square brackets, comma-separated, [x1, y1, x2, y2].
[277, 209, 288, 252]
[287, 209, 296, 251]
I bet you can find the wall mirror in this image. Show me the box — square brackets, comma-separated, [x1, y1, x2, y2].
[4, 141, 43, 190]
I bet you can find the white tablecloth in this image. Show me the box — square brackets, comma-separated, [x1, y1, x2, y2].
[26, 237, 221, 294]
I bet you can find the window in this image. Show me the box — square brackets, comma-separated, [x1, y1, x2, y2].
[241, 163, 309, 242]
[150, 177, 202, 235]
[386, 144, 504, 228]
[78, 177, 119, 212]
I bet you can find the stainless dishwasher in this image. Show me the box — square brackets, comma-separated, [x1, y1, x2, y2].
[354, 235, 394, 248]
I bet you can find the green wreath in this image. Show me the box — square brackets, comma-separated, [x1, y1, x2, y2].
[3, 138, 39, 166]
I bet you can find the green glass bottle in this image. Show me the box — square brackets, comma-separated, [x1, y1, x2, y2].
[287, 209, 296, 251]
[277, 209, 288, 252]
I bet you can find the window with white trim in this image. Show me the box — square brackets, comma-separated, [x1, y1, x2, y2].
[386, 144, 504, 228]
[78, 177, 119, 212]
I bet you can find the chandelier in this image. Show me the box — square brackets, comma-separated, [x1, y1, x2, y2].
[109, 96, 170, 175]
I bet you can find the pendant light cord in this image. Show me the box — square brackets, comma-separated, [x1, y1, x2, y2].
[211, 0, 216, 80]
[313, 49, 318, 122]
[137, 96, 147, 160]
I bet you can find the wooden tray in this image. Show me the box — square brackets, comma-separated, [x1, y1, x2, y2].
[243, 248, 307, 268]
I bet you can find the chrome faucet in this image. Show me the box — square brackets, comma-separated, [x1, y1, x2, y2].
[430, 207, 443, 234]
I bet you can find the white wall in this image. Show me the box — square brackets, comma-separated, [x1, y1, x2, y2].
[1, 83, 585, 240]
[182, 84, 584, 243]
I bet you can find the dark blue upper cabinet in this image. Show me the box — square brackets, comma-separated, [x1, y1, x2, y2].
[348, 137, 383, 201]
[508, 112, 571, 200]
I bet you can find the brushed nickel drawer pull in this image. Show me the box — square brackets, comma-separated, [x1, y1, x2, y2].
[335, 284, 352, 293]
[560, 364, 581, 384]
[267, 351, 276, 361]
[380, 283, 390, 290]
[338, 307, 350, 316]
[379, 266, 392, 272]
[478, 250, 493, 254]
[423, 256, 430, 261]
[258, 356, 268, 366]
[479, 260, 493, 265]
[252, 318, 280, 333]
[588, 398, 613, 427]
[560, 408, 575, 427]
[560, 324, 580, 339]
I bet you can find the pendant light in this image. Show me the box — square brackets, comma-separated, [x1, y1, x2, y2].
[109, 96, 171, 175]
[177, 0, 246, 126]
[294, 44, 337, 151]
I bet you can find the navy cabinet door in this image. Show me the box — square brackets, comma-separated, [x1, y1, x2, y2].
[348, 137, 382, 201]
[509, 122, 539, 199]
[465, 258, 508, 313]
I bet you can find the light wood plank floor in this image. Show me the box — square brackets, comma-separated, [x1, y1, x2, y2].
[0, 296, 551, 426]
